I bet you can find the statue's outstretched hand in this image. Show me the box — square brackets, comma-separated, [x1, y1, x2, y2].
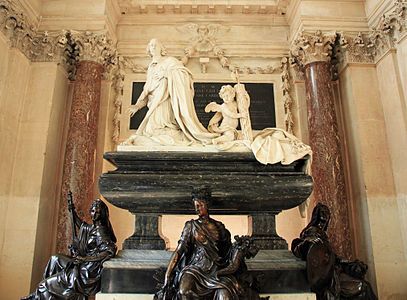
[128, 105, 141, 117]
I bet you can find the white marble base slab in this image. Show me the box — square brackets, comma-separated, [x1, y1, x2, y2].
[117, 144, 251, 153]
[96, 293, 316, 300]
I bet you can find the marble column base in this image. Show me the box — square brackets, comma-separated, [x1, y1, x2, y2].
[96, 293, 316, 300]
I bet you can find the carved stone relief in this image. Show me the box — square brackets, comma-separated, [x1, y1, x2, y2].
[335, 0, 407, 68]
[376, 0, 407, 42]
[290, 30, 337, 69]
[0, 0, 68, 66]
[0, 0, 117, 79]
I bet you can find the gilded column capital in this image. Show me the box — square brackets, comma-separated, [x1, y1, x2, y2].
[290, 30, 337, 69]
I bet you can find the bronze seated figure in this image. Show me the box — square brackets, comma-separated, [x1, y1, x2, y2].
[155, 188, 261, 300]
[22, 197, 117, 300]
[291, 203, 377, 300]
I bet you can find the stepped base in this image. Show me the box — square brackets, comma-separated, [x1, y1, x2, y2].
[101, 250, 310, 294]
[96, 293, 316, 300]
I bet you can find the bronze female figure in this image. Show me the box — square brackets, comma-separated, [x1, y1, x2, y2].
[22, 198, 117, 300]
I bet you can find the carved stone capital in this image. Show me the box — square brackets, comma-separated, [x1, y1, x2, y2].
[29, 31, 70, 64]
[0, 0, 68, 66]
[290, 30, 337, 69]
[65, 31, 118, 79]
[341, 0, 406, 64]
[376, 0, 407, 42]
[67, 31, 117, 65]
[337, 32, 375, 65]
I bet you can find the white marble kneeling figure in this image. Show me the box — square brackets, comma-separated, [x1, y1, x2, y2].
[123, 38, 218, 146]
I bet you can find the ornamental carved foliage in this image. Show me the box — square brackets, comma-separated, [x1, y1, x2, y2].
[0, 0, 34, 47]
[0, 0, 69, 64]
[68, 31, 118, 69]
[281, 57, 294, 134]
[377, 0, 407, 41]
[337, 32, 375, 65]
[177, 23, 279, 75]
[337, 0, 407, 65]
[290, 30, 336, 69]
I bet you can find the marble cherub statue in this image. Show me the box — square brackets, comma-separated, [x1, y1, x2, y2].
[205, 85, 247, 146]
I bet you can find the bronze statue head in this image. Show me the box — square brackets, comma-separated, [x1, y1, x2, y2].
[90, 199, 117, 243]
[309, 203, 331, 231]
[191, 187, 211, 217]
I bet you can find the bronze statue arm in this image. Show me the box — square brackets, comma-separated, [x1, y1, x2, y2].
[76, 250, 114, 263]
[217, 251, 244, 276]
[71, 209, 83, 228]
[67, 192, 83, 229]
[164, 243, 185, 286]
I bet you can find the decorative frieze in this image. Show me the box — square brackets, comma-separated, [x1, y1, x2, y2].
[290, 30, 337, 69]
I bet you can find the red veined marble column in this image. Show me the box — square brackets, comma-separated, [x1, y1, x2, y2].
[291, 31, 352, 258]
[56, 60, 104, 253]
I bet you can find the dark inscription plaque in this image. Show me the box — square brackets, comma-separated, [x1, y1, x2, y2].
[130, 82, 275, 130]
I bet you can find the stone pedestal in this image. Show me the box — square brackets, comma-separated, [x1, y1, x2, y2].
[99, 151, 312, 250]
[100, 250, 311, 295]
[123, 214, 166, 250]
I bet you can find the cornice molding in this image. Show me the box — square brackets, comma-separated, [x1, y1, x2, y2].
[15, 0, 40, 27]
[117, 2, 289, 16]
[0, 0, 118, 79]
[0, 0, 68, 66]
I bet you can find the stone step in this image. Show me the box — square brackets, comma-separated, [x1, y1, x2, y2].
[101, 250, 309, 294]
[96, 293, 316, 300]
